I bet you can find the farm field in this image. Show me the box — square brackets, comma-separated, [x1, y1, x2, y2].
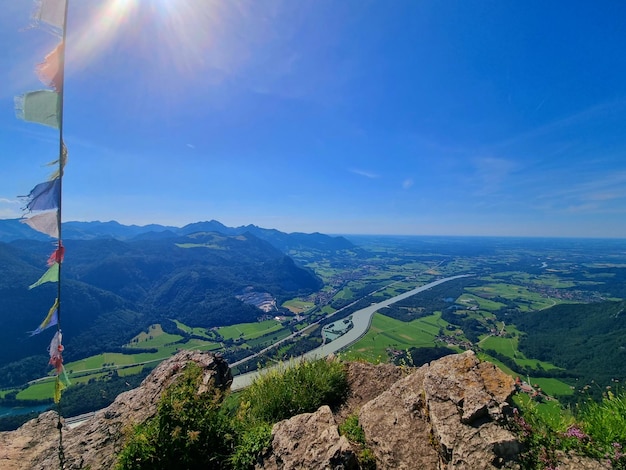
[282, 299, 315, 313]
[173, 320, 215, 339]
[479, 335, 561, 372]
[216, 319, 283, 341]
[14, 322, 223, 401]
[465, 283, 558, 311]
[126, 324, 183, 348]
[342, 311, 451, 363]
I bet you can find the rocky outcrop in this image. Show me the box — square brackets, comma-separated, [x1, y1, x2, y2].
[260, 405, 358, 470]
[0, 350, 232, 469]
[358, 351, 520, 469]
[257, 351, 521, 470]
[0, 350, 607, 469]
[336, 361, 408, 421]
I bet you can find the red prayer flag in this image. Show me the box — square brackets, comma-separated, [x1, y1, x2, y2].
[36, 42, 64, 91]
[47, 243, 65, 266]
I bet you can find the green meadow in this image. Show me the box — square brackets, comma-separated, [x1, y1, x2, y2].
[282, 298, 315, 313]
[16, 321, 224, 400]
[466, 283, 560, 311]
[216, 319, 283, 341]
[457, 292, 507, 311]
[480, 330, 562, 371]
[16, 371, 108, 401]
[126, 324, 183, 348]
[530, 378, 575, 397]
[342, 311, 451, 363]
[173, 320, 215, 339]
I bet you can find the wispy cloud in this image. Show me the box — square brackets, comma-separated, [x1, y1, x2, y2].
[350, 168, 379, 179]
[531, 169, 626, 215]
[402, 178, 414, 189]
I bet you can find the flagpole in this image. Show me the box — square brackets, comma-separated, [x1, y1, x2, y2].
[56, 0, 69, 332]
[55, 2, 69, 468]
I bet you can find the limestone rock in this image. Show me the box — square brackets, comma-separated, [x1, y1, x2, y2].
[336, 361, 407, 421]
[0, 411, 60, 470]
[260, 405, 358, 470]
[556, 452, 610, 470]
[359, 350, 521, 469]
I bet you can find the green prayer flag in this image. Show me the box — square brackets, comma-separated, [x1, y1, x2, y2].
[29, 262, 59, 289]
[15, 90, 60, 129]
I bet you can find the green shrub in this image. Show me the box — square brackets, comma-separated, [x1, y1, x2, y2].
[239, 358, 348, 424]
[511, 389, 626, 469]
[116, 363, 233, 470]
[229, 422, 272, 470]
[358, 448, 377, 470]
[579, 389, 626, 468]
[339, 414, 376, 469]
[116, 357, 350, 470]
[339, 414, 366, 445]
[511, 395, 575, 469]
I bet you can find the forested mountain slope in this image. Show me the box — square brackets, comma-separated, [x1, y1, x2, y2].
[0, 231, 322, 387]
[515, 300, 626, 390]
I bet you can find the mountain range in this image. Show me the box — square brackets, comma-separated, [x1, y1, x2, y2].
[0, 219, 355, 253]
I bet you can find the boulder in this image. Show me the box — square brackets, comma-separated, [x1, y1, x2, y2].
[260, 405, 358, 470]
[359, 351, 520, 469]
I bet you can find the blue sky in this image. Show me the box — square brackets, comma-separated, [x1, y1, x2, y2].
[2, 0, 626, 237]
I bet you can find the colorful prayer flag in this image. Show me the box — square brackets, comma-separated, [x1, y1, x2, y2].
[32, 0, 67, 34]
[21, 178, 61, 212]
[48, 330, 64, 374]
[53, 368, 71, 403]
[14, 90, 60, 129]
[30, 298, 59, 336]
[36, 42, 64, 91]
[47, 244, 65, 266]
[21, 210, 59, 238]
[54, 376, 63, 403]
[46, 142, 68, 180]
[29, 262, 59, 290]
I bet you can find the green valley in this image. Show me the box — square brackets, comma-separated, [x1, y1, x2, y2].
[2, 230, 626, 431]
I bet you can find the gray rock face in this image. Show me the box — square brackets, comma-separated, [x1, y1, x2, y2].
[358, 351, 520, 470]
[259, 405, 358, 470]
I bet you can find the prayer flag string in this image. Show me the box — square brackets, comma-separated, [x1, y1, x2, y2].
[17, 2, 70, 465]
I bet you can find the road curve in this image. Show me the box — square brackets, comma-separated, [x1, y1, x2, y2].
[231, 274, 470, 390]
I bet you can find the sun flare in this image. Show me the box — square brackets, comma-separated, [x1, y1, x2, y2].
[67, 0, 227, 78]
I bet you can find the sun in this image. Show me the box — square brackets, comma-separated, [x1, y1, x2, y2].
[67, 0, 137, 70]
[67, 0, 228, 78]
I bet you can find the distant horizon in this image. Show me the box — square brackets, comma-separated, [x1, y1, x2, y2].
[3, 216, 626, 241]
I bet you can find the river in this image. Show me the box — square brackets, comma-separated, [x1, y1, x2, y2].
[0, 403, 52, 418]
[231, 274, 470, 390]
